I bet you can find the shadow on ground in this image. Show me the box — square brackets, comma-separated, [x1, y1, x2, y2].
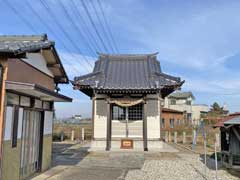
[52, 142, 90, 167]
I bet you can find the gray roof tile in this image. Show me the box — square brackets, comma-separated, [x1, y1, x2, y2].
[74, 53, 183, 91]
[0, 34, 54, 55]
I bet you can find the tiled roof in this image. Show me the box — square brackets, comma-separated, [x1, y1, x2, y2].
[73, 53, 183, 92]
[168, 91, 195, 99]
[224, 116, 240, 125]
[214, 114, 240, 127]
[0, 34, 54, 55]
[162, 108, 183, 114]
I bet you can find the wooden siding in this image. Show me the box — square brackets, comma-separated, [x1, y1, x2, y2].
[7, 58, 55, 90]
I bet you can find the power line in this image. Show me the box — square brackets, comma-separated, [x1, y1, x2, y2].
[4, 0, 38, 33]
[58, 0, 97, 56]
[96, 0, 119, 53]
[25, 0, 83, 76]
[69, 0, 103, 52]
[89, 0, 115, 53]
[39, 0, 93, 71]
[80, 0, 109, 53]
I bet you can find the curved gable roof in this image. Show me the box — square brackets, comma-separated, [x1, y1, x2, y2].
[73, 53, 184, 97]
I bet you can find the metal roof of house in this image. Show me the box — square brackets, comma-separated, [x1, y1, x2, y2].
[168, 91, 195, 99]
[73, 53, 184, 96]
[0, 34, 54, 55]
[224, 116, 240, 125]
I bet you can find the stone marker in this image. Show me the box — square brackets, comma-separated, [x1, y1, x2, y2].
[215, 133, 220, 147]
[71, 130, 75, 141]
[165, 131, 169, 142]
[192, 129, 196, 144]
[60, 132, 64, 142]
[183, 132, 186, 144]
[82, 128, 85, 141]
[174, 132, 178, 143]
[169, 132, 172, 142]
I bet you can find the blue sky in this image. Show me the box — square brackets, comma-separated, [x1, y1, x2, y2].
[1, 0, 240, 118]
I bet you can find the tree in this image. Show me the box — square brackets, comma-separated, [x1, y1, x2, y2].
[208, 102, 225, 116]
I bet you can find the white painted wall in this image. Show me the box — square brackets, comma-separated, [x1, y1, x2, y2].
[44, 111, 53, 135]
[192, 104, 209, 120]
[94, 99, 107, 139]
[21, 53, 53, 77]
[4, 106, 13, 140]
[146, 95, 160, 139]
[4, 106, 24, 140]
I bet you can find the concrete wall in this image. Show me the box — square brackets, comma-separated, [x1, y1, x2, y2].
[94, 95, 108, 139]
[146, 94, 160, 140]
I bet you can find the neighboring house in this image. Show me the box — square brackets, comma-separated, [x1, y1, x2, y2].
[164, 91, 208, 125]
[73, 53, 184, 151]
[161, 108, 185, 132]
[214, 114, 240, 169]
[0, 35, 72, 180]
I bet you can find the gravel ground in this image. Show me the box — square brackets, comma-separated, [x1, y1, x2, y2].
[125, 153, 239, 180]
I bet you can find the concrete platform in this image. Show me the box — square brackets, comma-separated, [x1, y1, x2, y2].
[87, 140, 178, 152]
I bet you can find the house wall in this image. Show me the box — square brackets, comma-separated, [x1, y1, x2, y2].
[2, 106, 54, 180]
[7, 58, 55, 90]
[94, 94, 108, 139]
[192, 104, 209, 120]
[161, 110, 184, 131]
[2, 106, 23, 180]
[164, 96, 193, 113]
[146, 94, 160, 140]
[21, 53, 54, 77]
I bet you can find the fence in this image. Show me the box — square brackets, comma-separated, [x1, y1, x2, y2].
[53, 123, 93, 141]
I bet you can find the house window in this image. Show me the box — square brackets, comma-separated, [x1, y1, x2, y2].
[7, 93, 20, 105]
[128, 104, 143, 120]
[170, 119, 174, 128]
[112, 105, 126, 120]
[161, 118, 165, 128]
[170, 99, 176, 105]
[177, 119, 181, 125]
[20, 96, 31, 107]
[186, 100, 191, 105]
[12, 106, 19, 148]
[187, 113, 192, 121]
[34, 99, 43, 109]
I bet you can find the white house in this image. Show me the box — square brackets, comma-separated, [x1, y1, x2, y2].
[164, 91, 208, 125]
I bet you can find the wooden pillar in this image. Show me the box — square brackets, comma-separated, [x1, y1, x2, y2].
[0, 60, 7, 161]
[91, 96, 96, 140]
[106, 102, 111, 151]
[143, 101, 148, 151]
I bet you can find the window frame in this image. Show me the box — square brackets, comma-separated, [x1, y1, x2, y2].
[170, 118, 175, 128]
